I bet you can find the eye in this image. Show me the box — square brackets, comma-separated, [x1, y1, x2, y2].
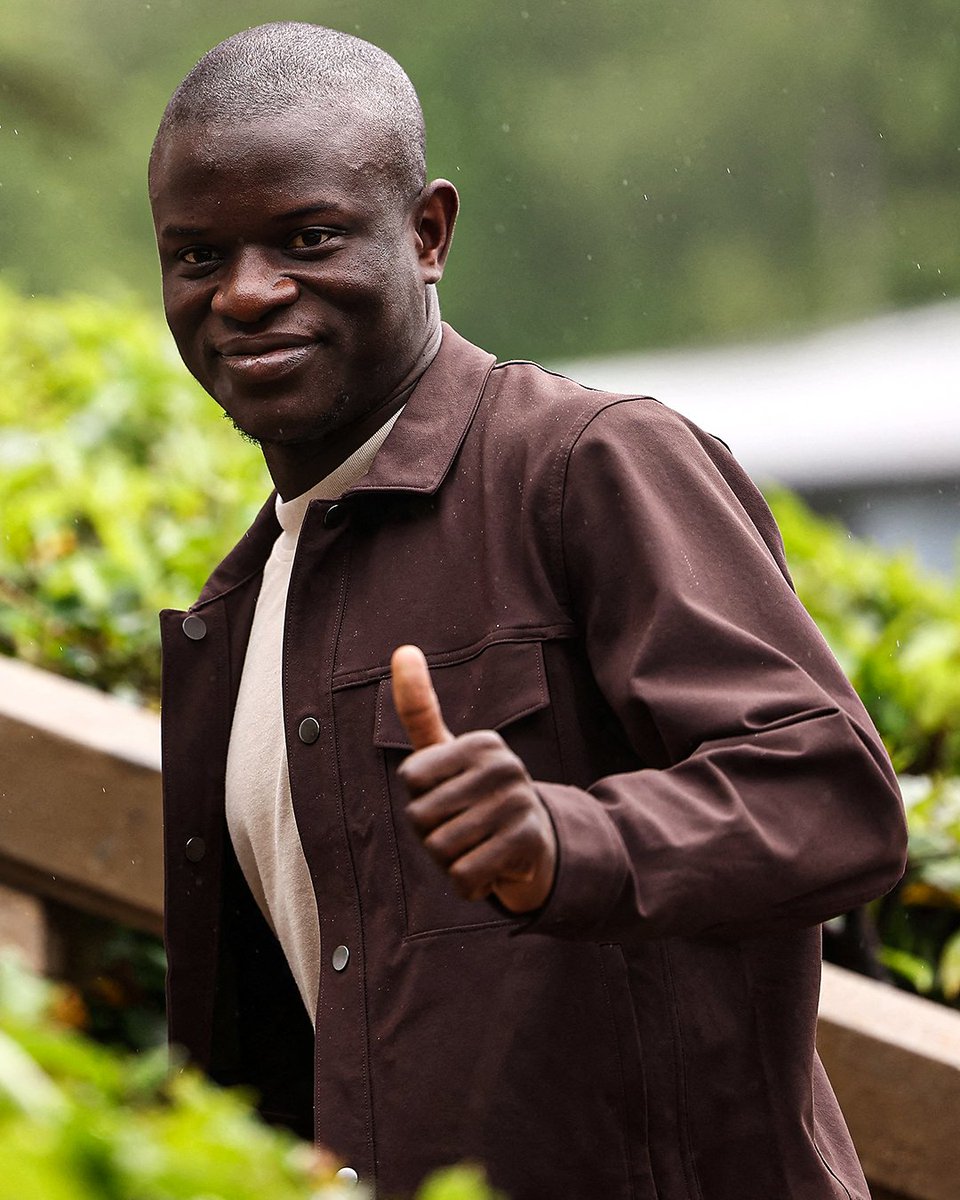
[177, 246, 221, 267]
[286, 227, 339, 250]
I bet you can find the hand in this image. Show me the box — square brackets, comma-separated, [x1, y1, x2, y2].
[390, 645, 557, 913]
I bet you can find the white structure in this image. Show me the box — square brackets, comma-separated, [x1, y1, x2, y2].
[559, 303, 960, 574]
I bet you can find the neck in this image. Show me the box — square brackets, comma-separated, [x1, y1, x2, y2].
[263, 388, 410, 501]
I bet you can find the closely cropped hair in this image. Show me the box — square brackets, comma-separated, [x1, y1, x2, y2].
[152, 22, 426, 197]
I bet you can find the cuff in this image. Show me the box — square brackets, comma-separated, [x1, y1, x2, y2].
[516, 782, 631, 938]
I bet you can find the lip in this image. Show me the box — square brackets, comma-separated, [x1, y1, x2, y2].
[214, 334, 318, 382]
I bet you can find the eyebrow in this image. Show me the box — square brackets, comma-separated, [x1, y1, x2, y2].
[158, 203, 352, 241]
[158, 225, 209, 239]
[271, 202, 352, 222]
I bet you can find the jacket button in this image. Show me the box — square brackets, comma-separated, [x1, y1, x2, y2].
[332, 945, 350, 972]
[298, 717, 320, 744]
[323, 503, 346, 529]
[185, 837, 206, 863]
[182, 614, 207, 641]
[335, 1167, 359, 1186]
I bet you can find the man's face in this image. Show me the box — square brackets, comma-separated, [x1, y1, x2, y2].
[150, 106, 432, 446]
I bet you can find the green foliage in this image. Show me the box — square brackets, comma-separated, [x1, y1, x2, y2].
[0, 284, 269, 703]
[0, 958, 498, 1200]
[870, 776, 960, 1005]
[1, 0, 959, 361]
[0, 957, 345, 1200]
[54, 925, 168, 1054]
[770, 493, 960, 1005]
[769, 489, 960, 778]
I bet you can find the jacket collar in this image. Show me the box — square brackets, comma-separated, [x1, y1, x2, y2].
[192, 323, 496, 608]
[345, 323, 496, 497]
[193, 492, 280, 608]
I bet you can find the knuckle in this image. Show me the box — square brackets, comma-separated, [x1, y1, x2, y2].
[395, 759, 420, 793]
[423, 829, 452, 865]
[461, 729, 503, 755]
[486, 755, 522, 790]
[448, 858, 476, 896]
[405, 799, 432, 833]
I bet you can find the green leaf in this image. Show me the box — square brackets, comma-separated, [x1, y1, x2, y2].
[938, 928, 960, 1001]
[416, 1164, 504, 1200]
[877, 946, 937, 994]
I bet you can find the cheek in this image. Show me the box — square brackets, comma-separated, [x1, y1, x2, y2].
[162, 288, 206, 351]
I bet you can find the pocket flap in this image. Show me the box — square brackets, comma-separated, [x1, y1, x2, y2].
[374, 640, 549, 750]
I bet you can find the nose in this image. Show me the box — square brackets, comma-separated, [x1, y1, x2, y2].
[211, 248, 298, 322]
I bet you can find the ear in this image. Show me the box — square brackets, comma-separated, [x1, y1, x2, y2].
[413, 180, 459, 284]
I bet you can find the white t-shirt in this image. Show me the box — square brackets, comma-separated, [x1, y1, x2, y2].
[224, 410, 403, 1019]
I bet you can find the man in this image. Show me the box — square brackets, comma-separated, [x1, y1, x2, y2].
[151, 22, 906, 1200]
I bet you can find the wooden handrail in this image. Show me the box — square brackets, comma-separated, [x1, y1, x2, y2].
[818, 962, 960, 1200]
[0, 655, 162, 934]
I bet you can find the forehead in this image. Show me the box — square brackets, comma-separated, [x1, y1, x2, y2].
[149, 104, 396, 211]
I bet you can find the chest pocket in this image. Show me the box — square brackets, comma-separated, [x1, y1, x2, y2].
[373, 638, 557, 939]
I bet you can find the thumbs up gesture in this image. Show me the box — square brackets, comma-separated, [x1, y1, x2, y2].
[391, 645, 557, 913]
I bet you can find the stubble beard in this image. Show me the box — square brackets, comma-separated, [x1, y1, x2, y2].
[223, 386, 355, 449]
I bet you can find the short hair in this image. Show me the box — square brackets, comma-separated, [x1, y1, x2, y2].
[151, 22, 426, 197]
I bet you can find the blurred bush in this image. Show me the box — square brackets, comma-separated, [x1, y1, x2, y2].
[769, 489, 960, 779]
[769, 491, 960, 1004]
[0, 285, 268, 702]
[0, 957, 499, 1200]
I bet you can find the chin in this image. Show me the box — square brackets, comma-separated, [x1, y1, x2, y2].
[219, 376, 350, 439]
[227, 393, 355, 449]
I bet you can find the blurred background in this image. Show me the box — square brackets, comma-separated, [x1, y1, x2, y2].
[3, 0, 958, 356]
[3, 0, 958, 568]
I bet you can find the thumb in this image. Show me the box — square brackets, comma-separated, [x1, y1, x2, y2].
[390, 644, 454, 751]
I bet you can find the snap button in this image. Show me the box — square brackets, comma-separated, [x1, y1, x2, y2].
[335, 1166, 359, 1186]
[182, 614, 207, 641]
[323, 503, 346, 529]
[332, 945, 350, 972]
[298, 717, 320, 744]
[185, 836, 206, 863]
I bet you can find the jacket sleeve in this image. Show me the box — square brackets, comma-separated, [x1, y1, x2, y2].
[527, 397, 907, 943]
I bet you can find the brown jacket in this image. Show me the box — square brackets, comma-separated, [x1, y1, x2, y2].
[161, 325, 906, 1199]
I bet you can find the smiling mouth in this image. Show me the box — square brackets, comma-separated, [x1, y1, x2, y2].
[217, 340, 317, 382]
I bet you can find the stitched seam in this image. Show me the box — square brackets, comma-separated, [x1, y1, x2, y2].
[490, 357, 657, 400]
[741, 946, 792, 1185]
[186, 563, 265, 609]
[554, 396, 661, 621]
[598, 949, 640, 1199]
[541, 645, 571, 786]
[377, 691, 549, 747]
[373, 661, 550, 747]
[400, 917, 516, 943]
[325, 541, 378, 1173]
[661, 943, 704, 1200]
[814, 1141, 855, 1200]
[346, 354, 497, 496]
[740, 945, 850, 1198]
[378, 751, 410, 940]
[335, 623, 576, 690]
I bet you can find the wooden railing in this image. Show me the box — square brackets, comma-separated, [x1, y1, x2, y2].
[0, 655, 161, 935]
[1, 654, 957, 1199]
